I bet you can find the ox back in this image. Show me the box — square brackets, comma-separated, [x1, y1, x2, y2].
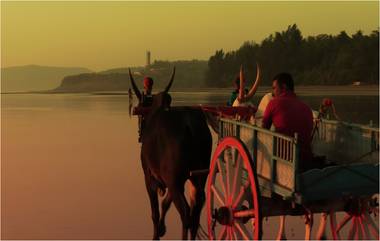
[141, 106, 212, 186]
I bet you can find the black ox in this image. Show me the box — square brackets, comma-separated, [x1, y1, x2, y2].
[129, 68, 212, 240]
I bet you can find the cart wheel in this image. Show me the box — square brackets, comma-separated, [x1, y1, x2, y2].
[207, 137, 262, 240]
[330, 197, 379, 240]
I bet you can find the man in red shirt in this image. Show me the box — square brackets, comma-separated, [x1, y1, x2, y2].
[262, 73, 314, 172]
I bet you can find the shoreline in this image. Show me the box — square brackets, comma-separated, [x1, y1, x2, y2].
[1, 85, 379, 96]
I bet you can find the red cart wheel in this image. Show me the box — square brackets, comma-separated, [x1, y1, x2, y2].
[207, 137, 262, 240]
[330, 197, 379, 240]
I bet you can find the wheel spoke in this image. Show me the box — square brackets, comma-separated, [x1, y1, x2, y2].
[233, 224, 242, 240]
[226, 226, 231, 240]
[231, 155, 242, 204]
[211, 184, 225, 206]
[234, 221, 253, 240]
[354, 217, 362, 240]
[359, 215, 370, 240]
[229, 226, 234, 240]
[347, 217, 356, 240]
[232, 181, 250, 209]
[225, 148, 233, 203]
[217, 225, 227, 240]
[233, 209, 256, 218]
[330, 212, 341, 240]
[336, 213, 352, 232]
[231, 226, 238, 240]
[216, 157, 228, 202]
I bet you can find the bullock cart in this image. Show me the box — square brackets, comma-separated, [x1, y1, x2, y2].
[133, 105, 379, 240]
[204, 107, 379, 240]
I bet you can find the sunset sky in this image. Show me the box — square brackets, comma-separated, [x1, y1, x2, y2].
[1, 1, 379, 71]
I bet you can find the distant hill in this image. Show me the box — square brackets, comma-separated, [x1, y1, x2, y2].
[53, 60, 208, 92]
[1, 65, 92, 92]
[54, 73, 130, 92]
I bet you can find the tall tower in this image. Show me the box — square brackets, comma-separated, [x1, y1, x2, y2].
[146, 51, 151, 67]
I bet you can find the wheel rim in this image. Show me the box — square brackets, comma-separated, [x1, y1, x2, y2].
[330, 198, 379, 240]
[207, 137, 261, 240]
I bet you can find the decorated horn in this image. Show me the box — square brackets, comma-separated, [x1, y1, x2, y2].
[245, 62, 261, 99]
[129, 68, 142, 100]
[164, 67, 176, 93]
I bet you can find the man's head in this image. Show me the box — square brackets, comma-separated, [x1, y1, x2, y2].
[322, 98, 333, 107]
[272, 72, 294, 97]
[143, 77, 154, 94]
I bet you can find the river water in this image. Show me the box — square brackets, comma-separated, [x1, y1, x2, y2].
[2, 90, 378, 239]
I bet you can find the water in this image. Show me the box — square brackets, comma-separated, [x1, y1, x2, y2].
[1, 91, 378, 239]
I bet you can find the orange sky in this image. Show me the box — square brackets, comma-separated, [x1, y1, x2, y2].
[1, 1, 378, 71]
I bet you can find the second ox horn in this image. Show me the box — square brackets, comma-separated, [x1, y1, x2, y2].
[164, 67, 176, 93]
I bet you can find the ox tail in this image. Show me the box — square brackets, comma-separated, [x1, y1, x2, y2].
[203, 111, 219, 134]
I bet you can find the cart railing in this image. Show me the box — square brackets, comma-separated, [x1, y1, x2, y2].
[219, 118, 299, 199]
[313, 119, 379, 164]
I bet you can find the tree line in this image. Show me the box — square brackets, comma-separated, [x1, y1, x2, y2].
[205, 24, 379, 87]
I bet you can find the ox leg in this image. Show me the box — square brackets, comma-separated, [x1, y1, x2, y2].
[172, 187, 191, 240]
[316, 213, 327, 240]
[144, 175, 160, 240]
[189, 177, 207, 240]
[158, 192, 172, 238]
[276, 215, 287, 240]
[304, 211, 314, 240]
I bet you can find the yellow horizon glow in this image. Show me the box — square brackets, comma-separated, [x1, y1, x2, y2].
[1, 1, 379, 71]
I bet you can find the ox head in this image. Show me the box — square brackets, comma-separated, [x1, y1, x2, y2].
[238, 63, 261, 103]
[129, 67, 176, 111]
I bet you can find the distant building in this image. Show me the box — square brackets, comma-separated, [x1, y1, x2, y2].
[146, 51, 151, 67]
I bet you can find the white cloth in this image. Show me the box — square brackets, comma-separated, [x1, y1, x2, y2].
[255, 92, 273, 127]
[256, 92, 273, 118]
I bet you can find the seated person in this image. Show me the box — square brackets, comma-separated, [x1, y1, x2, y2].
[232, 64, 261, 107]
[227, 76, 239, 106]
[318, 98, 340, 120]
[227, 76, 247, 106]
[141, 77, 154, 107]
[262, 73, 315, 172]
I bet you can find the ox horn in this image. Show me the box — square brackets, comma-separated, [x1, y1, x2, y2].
[238, 65, 245, 101]
[245, 62, 261, 99]
[164, 67, 176, 93]
[128, 68, 142, 100]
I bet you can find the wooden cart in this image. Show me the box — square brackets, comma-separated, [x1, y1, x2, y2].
[133, 104, 379, 240]
[206, 115, 379, 240]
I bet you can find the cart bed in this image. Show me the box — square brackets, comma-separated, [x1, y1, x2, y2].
[219, 117, 379, 204]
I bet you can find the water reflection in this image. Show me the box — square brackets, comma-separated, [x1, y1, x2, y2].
[1, 92, 378, 239]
